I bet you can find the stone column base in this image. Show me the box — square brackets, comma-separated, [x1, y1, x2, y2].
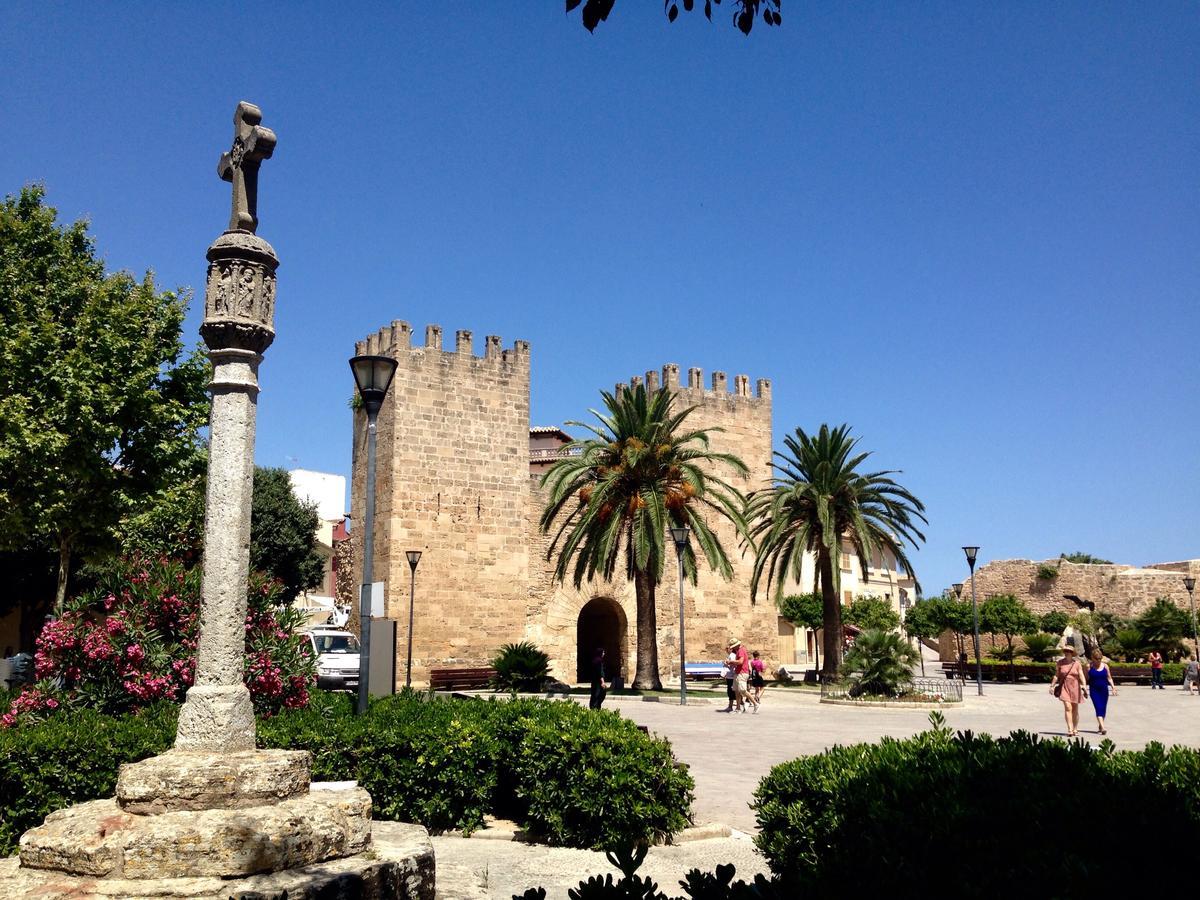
[0, 821, 433, 900]
[174, 684, 257, 752]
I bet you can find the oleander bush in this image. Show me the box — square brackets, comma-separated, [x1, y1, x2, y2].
[753, 714, 1200, 890]
[0, 691, 693, 856]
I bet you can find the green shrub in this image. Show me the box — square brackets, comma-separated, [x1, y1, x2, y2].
[1035, 563, 1059, 580]
[754, 715, 1200, 888]
[1038, 610, 1070, 634]
[0, 703, 176, 854]
[0, 690, 693, 855]
[1019, 633, 1056, 662]
[843, 595, 900, 632]
[501, 699, 694, 849]
[839, 629, 918, 696]
[491, 641, 551, 693]
[258, 690, 499, 835]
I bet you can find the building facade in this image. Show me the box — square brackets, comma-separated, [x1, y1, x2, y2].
[350, 320, 915, 686]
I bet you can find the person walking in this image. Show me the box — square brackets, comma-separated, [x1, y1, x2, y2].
[749, 650, 767, 707]
[720, 652, 736, 712]
[1086, 648, 1116, 734]
[589, 647, 609, 710]
[1049, 642, 1087, 737]
[1183, 657, 1199, 696]
[1149, 649, 1164, 689]
[729, 638, 758, 714]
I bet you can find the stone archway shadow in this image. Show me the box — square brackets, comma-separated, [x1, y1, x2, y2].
[577, 597, 628, 684]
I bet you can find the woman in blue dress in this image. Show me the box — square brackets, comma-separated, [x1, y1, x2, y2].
[1087, 649, 1117, 734]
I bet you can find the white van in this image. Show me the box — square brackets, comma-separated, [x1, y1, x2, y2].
[306, 628, 360, 693]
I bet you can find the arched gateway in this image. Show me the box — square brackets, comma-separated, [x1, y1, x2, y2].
[576, 597, 627, 683]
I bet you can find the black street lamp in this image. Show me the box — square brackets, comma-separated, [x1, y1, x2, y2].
[962, 546, 983, 696]
[670, 525, 691, 706]
[951, 583, 965, 682]
[1184, 576, 1198, 666]
[349, 354, 398, 715]
[405, 550, 422, 689]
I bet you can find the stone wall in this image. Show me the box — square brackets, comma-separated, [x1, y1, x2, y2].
[352, 327, 783, 686]
[938, 557, 1200, 659]
[351, 323, 531, 684]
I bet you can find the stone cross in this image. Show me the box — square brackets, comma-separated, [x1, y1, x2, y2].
[176, 101, 280, 753]
[218, 101, 277, 234]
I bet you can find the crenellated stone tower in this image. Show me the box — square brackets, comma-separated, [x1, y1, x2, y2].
[351, 322, 532, 680]
[352, 322, 779, 687]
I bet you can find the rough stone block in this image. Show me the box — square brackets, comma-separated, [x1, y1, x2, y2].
[116, 749, 311, 813]
[20, 786, 372, 880]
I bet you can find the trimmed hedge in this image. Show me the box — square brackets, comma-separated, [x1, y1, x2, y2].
[754, 717, 1200, 889]
[973, 658, 1186, 683]
[0, 702, 177, 855]
[0, 691, 693, 856]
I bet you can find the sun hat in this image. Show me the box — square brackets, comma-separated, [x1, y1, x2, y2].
[727, 638, 741, 648]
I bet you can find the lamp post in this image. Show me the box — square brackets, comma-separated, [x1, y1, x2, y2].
[350, 354, 398, 715]
[952, 583, 965, 683]
[405, 550, 422, 689]
[962, 547, 983, 696]
[1184, 576, 1198, 666]
[670, 525, 691, 706]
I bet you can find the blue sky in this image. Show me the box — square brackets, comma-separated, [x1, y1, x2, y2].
[3, 2, 1197, 595]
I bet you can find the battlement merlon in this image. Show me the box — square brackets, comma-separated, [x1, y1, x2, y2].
[355, 322, 530, 368]
[619, 365, 771, 402]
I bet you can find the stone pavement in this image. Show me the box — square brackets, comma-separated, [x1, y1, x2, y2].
[593, 681, 1200, 833]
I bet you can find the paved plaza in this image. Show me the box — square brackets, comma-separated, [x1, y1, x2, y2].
[435, 681, 1200, 896]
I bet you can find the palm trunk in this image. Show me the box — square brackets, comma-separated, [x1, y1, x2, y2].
[818, 550, 841, 677]
[632, 568, 662, 690]
[54, 536, 73, 615]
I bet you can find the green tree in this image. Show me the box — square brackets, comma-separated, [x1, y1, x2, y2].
[844, 594, 901, 632]
[249, 467, 325, 605]
[1038, 610, 1070, 635]
[0, 186, 208, 646]
[902, 598, 942, 676]
[979, 594, 1037, 681]
[1134, 598, 1190, 660]
[779, 592, 823, 671]
[539, 384, 748, 689]
[1060, 551, 1113, 565]
[568, 0, 781, 36]
[839, 629, 919, 697]
[747, 424, 926, 676]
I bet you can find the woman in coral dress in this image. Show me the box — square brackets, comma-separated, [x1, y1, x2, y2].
[1049, 644, 1087, 737]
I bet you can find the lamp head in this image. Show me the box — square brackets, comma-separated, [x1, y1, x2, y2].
[1185, 575, 1196, 593]
[962, 546, 979, 567]
[406, 549, 422, 570]
[349, 355, 398, 418]
[669, 525, 690, 552]
[952, 583, 964, 599]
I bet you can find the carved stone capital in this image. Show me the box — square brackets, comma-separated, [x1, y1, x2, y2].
[202, 231, 279, 354]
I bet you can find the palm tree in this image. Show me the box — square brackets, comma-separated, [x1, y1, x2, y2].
[746, 424, 926, 676]
[539, 384, 749, 689]
[840, 629, 920, 697]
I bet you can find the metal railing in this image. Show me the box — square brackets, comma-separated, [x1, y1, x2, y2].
[821, 675, 962, 702]
[529, 447, 582, 462]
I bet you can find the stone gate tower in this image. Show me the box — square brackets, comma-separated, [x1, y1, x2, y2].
[351, 323, 778, 686]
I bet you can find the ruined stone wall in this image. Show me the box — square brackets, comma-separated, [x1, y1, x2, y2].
[351, 322, 531, 685]
[939, 557, 1200, 659]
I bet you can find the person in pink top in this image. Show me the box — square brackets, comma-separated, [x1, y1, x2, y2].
[749, 650, 767, 706]
[1049, 643, 1087, 737]
[727, 638, 758, 714]
[1148, 650, 1164, 689]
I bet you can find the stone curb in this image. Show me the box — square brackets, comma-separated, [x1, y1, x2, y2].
[819, 698, 963, 709]
[457, 821, 732, 844]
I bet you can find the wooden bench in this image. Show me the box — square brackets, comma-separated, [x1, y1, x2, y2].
[429, 666, 496, 691]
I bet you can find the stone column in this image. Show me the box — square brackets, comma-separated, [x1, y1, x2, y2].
[176, 102, 280, 752]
